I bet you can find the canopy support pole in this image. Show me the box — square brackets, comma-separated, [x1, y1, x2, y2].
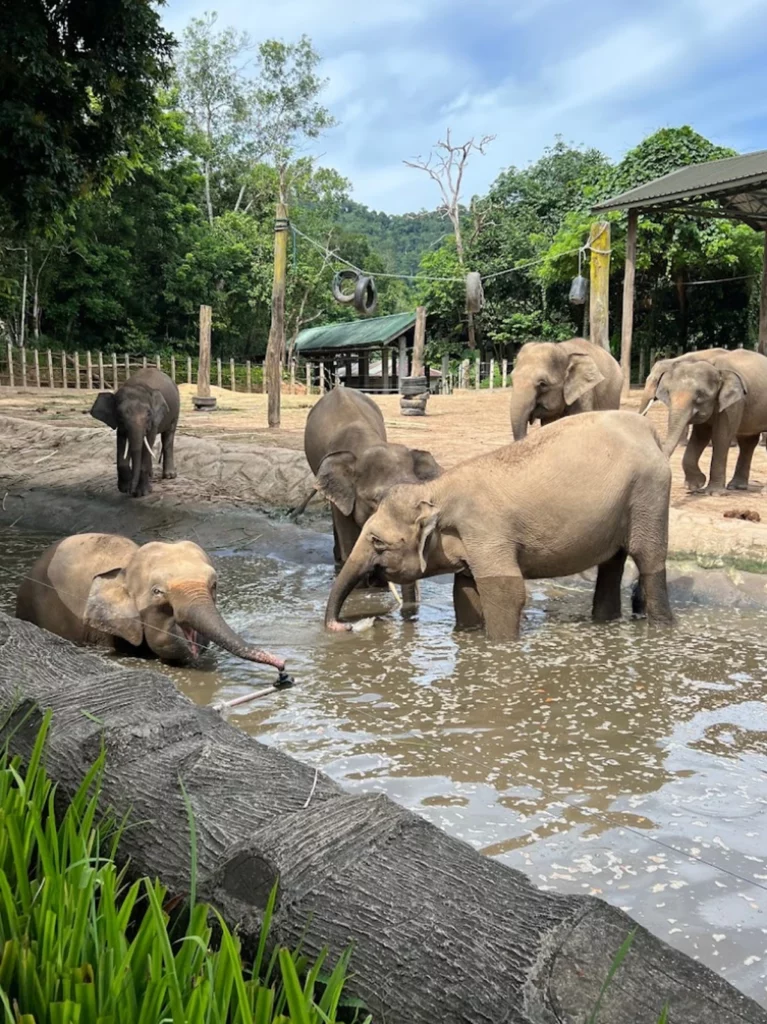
[620, 209, 638, 394]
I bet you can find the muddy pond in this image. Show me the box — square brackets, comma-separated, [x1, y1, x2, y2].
[3, 519, 767, 1006]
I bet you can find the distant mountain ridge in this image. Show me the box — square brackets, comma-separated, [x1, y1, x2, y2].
[336, 200, 449, 277]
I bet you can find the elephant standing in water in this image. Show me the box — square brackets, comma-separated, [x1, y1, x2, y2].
[90, 368, 180, 498]
[325, 411, 672, 640]
[16, 534, 286, 672]
[304, 387, 441, 608]
[639, 348, 767, 493]
[510, 338, 622, 440]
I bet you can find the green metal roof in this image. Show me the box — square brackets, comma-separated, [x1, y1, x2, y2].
[295, 311, 417, 354]
[592, 150, 767, 229]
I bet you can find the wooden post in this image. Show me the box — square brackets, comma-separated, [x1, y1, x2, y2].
[502, 358, 508, 388]
[246, 360, 252, 393]
[230, 357, 236, 392]
[306, 362, 312, 395]
[7, 343, 14, 388]
[589, 221, 611, 351]
[61, 351, 67, 388]
[461, 359, 469, 389]
[411, 306, 426, 377]
[262, 360, 267, 393]
[382, 349, 390, 392]
[142, 356, 147, 369]
[194, 304, 215, 411]
[85, 351, 91, 388]
[33, 348, 40, 388]
[759, 232, 767, 356]
[441, 354, 449, 394]
[125, 354, 130, 380]
[398, 336, 408, 381]
[620, 210, 638, 394]
[112, 353, 118, 390]
[156, 354, 161, 370]
[489, 358, 495, 391]
[475, 356, 480, 390]
[290, 360, 296, 394]
[638, 343, 646, 384]
[21, 347, 27, 388]
[47, 349, 53, 389]
[319, 360, 325, 394]
[216, 357, 222, 389]
[170, 355, 176, 383]
[74, 351, 80, 389]
[265, 201, 288, 428]
[98, 351, 105, 389]
[187, 356, 192, 385]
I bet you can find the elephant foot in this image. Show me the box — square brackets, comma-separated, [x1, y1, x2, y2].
[163, 469, 177, 480]
[726, 479, 749, 491]
[131, 483, 153, 498]
[684, 474, 707, 493]
[117, 478, 131, 494]
[699, 485, 727, 496]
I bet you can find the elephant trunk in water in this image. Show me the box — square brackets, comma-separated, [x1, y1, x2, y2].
[171, 584, 286, 669]
[663, 398, 693, 457]
[325, 544, 376, 631]
[509, 387, 536, 441]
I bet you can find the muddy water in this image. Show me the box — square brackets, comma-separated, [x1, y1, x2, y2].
[3, 523, 767, 1006]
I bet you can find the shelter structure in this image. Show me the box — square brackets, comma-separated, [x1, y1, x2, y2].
[294, 311, 435, 393]
[592, 149, 767, 393]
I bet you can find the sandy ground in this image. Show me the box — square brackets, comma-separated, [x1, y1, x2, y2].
[2, 382, 767, 567]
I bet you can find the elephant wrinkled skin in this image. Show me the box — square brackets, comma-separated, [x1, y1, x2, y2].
[510, 337, 622, 440]
[325, 411, 672, 641]
[15, 533, 286, 671]
[638, 347, 767, 494]
[90, 368, 180, 498]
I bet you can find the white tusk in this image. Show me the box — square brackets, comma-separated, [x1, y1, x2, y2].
[640, 398, 657, 416]
[388, 581, 403, 608]
[123, 439, 130, 459]
[350, 617, 377, 633]
[143, 437, 158, 460]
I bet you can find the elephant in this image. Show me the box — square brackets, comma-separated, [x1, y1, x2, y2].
[638, 348, 767, 493]
[304, 386, 442, 606]
[510, 338, 623, 440]
[15, 533, 286, 672]
[90, 368, 180, 497]
[324, 410, 672, 641]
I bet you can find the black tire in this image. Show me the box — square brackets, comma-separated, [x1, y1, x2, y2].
[400, 376, 428, 396]
[400, 394, 428, 409]
[401, 406, 426, 416]
[332, 270, 358, 304]
[353, 275, 377, 316]
[465, 272, 484, 313]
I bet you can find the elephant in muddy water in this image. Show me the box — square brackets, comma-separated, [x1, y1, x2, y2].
[324, 411, 672, 641]
[15, 533, 286, 672]
[510, 338, 622, 440]
[90, 368, 180, 498]
[639, 348, 767, 494]
[304, 386, 442, 607]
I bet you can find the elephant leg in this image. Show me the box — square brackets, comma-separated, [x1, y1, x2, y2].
[161, 421, 178, 479]
[682, 424, 711, 492]
[727, 434, 759, 490]
[473, 576, 526, 641]
[704, 413, 738, 494]
[592, 549, 627, 622]
[133, 439, 155, 498]
[331, 508, 359, 568]
[453, 574, 483, 631]
[116, 431, 131, 493]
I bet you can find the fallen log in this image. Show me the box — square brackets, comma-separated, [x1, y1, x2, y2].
[0, 611, 764, 1024]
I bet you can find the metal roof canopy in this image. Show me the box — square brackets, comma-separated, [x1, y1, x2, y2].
[295, 311, 417, 355]
[593, 149, 767, 230]
[591, 150, 767, 388]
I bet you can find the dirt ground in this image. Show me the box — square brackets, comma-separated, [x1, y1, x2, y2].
[2, 382, 767, 567]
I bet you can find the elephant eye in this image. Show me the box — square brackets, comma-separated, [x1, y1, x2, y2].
[151, 586, 164, 597]
[538, 379, 549, 389]
[370, 535, 387, 553]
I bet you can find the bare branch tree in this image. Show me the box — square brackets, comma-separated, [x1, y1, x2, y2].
[405, 129, 494, 349]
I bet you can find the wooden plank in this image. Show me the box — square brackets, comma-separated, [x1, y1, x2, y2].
[588, 221, 611, 350]
[34, 348, 40, 388]
[112, 353, 118, 390]
[46, 349, 53, 389]
[620, 209, 638, 394]
[230, 357, 236, 392]
[246, 360, 252, 393]
[86, 350, 92, 389]
[61, 350, 67, 388]
[502, 358, 508, 389]
[187, 355, 192, 385]
[74, 351, 80, 389]
[98, 351, 105, 390]
[411, 306, 426, 377]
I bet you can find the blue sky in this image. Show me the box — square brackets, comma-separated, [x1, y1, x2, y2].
[162, 0, 767, 214]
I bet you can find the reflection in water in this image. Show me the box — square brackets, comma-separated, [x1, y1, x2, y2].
[2, 526, 767, 1005]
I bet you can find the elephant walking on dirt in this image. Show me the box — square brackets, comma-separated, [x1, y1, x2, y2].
[324, 411, 672, 641]
[639, 347, 767, 493]
[90, 368, 180, 498]
[304, 387, 441, 608]
[16, 533, 286, 673]
[510, 338, 622, 440]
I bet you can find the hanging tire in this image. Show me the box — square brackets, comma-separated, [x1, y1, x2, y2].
[332, 270, 358, 304]
[400, 376, 428, 396]
[465, 272, 484, 313]
[353, 275, 377, 316]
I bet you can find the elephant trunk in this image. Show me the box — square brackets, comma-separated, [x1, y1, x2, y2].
[663, 401, 693, 457]
[325, 543, 376, 631]
[510, 387, 536, 441]
[172, 586, 285, 670]
[128, 428, 145, 495]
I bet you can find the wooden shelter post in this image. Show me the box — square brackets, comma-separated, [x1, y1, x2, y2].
[589, 221, 611, 351]
[760, 232, 767, 356]
[620, 209, 638, 394]
[411, 306, 426, 377]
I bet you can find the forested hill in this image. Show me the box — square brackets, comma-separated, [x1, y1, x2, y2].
[336, 201, 448, 276]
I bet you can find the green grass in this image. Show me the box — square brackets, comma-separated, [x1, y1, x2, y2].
[0, 712, 371, 1024]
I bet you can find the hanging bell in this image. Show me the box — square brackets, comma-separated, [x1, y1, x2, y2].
[569, 274, 588, 305]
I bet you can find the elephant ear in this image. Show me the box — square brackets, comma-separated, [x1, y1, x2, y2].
[316, 451, 357, 517]
[150, 390, 170, 432]
[563, 354, 604, 406]
[83, 568, 143, 647]
[410, 449, 441, 481]
[640, 359, 674, 409]
[718, 369, 747, 411]
[90, 392, 118, 430]
[415, 499, 439, 573]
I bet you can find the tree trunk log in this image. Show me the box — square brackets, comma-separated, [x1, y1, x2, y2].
[0, 613, 763, 1024]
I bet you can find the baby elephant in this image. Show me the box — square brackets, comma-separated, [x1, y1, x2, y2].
[90, 368, 180, 497]
[325, 411, 672, 640]
[16, 533, 286, 672]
